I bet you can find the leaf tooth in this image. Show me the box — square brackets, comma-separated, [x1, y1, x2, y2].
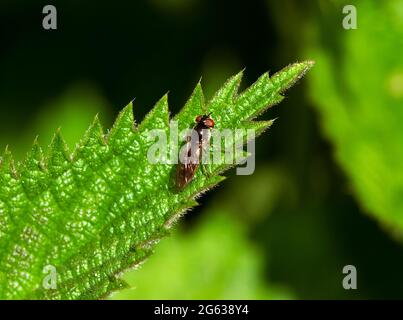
[199, 70, 244, 130]
[248, 94, 284, 121]
[0, 146, 18, 179]
[207, 69, 244, 112]
[163, 200, 199, 229]
[46, 129, 71, 174]
[241, 119, 276, 137]
[235, 71, 273, 111]
[186, 175, 226, 200]
[107, 101, 135, 143]
[136, 229, 170, 250]
[231, 61, 314, 123]
[233, 149, 251, 168]
[24, 138, 46, 171]
[174, 82, 205, 132]
[20, 138, 46, 182]
[100, 278, 129, 300]
[138, 93, 169, 131]
[103, 249, 153, 293]
[107, 277, 128, 293]
[0, 147, 20, 249]
[73, 115, 106, 160]
[80, 275, 129, 300]
[82, 115, 105, 145]
[271, 60, 315, 93]
[20, 139, 48, 199]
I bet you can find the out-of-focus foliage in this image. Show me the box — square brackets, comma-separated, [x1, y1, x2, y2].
[213, 165, 297, 224]
[110, 211, 292, 299]
[0, 84, 112, 161]
[263, 0, 403, 299]
[305, 0, 403, 234]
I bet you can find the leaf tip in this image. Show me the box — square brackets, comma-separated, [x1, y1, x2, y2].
[271, 60, 315, 93]
[0, 145, 18, 177]
[48, 129, 71, 164]
[108, 101, 136, 140]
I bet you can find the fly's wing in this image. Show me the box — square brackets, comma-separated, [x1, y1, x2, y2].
[176, 137, 200, 190]
[176, 161, 198, 190]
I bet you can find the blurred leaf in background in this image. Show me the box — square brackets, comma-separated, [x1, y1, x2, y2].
[110, 211, 292, 300]
[264, 0, 403, 299]
[211, 165, 297, 225]
[305, 0, 403, 235]
[1, 84, 112, 161]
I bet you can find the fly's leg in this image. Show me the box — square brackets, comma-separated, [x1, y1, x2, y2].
[200, 143, 213, 179]
[201, 163, 212, 179]
[200, 140, 231, 179]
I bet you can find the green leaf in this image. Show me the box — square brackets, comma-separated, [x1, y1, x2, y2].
[305, 0, 403, 236]
[0, 61, 313, 299]
[109, 211, 293, 300]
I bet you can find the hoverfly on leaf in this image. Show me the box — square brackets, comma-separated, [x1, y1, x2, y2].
[176, 113, 215, 190]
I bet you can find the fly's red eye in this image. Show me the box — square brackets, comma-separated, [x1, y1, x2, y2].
[195, 115, 202, 122]
[204, 118, 215, 128]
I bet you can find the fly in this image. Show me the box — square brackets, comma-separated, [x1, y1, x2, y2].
[176, 113, 215, 190]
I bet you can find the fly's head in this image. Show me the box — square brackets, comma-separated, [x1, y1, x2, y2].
[195, 113, 215, 129]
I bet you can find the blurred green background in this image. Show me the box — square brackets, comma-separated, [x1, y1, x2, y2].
[1, 0, 403, 299]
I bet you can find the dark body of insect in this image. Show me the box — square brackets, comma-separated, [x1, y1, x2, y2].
[176, 114, 215, 190]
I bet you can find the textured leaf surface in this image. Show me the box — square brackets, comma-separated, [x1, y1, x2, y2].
[0, 62, 313, 299]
